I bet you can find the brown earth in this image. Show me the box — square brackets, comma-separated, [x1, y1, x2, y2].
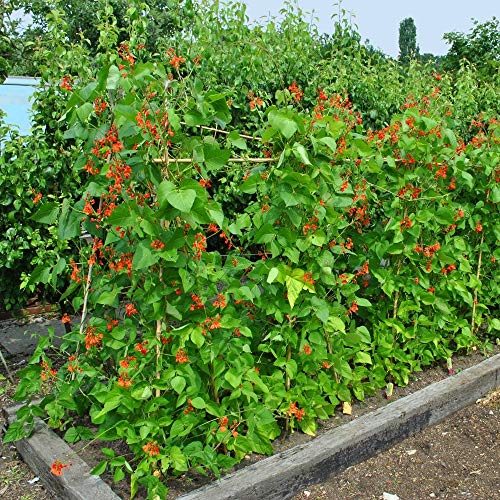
[294, 389, 500, 500]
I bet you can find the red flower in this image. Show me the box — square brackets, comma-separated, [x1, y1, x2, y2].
[192, 233, 207, 260]
[287, 402, 306, 420]
[176, 348, 189, 363]
[135, 341, 148, 355]
[84, 326, 103, 350]
[142, 441, 160, 457]
[33, 192, 43, 204]
[50, 460, 70, 476]
[125, 303, 137, 316]
[118, 372, 132, 389]
[61, 313, 71, 324]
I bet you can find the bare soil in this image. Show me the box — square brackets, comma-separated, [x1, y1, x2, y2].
[294, 389, 500, 500]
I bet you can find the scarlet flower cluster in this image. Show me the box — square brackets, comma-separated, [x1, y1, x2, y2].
[70, 259, 81, 283]
[185, 399, 195, 414]
[118, 43, 135, 67]
[192, 233, 207, 260]
[151, 240, 165, 250]
[125, 303, 137, 316]
[51, 460, 70, 476]
[397, 184, 422, 199]
[247, 91, 263, 110]
[93, 97, 107, 115]
[135, 341, 148, 354]
[303, 216, 319, 236]
[400, 217, 412, 231]
[118, 373, 132, 389]
[176, 348, 189, 363]
[346, 300, 358, 316]
[40, 361, 57, 381]
[288, 81, 304, 102]
[91, 125, 123, 160]
[287, 402, 306, 421]
[441, 263, 456, 275]
[119, 355, 136, 369]
[84, 326, 104, 350]
[109, 253, 133, 277]
[302, 272, 314, 285]
[143, 441, 160, 457]
[167, 48, 186, 69]
[201, 315, 222, 333]
[60, 76, 72, 91]
[212, 294, 227, 308]
[190, 294, 204, 311]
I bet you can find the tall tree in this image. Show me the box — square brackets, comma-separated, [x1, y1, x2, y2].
[399, 17, 419, 63]
[443, 17, 499, 76]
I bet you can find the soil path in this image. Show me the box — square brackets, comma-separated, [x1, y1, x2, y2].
[294, 389, 499, 500]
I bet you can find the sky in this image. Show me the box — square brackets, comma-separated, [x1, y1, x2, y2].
[239, 0, 499, 56]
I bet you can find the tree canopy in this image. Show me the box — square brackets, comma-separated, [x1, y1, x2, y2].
[399, 17, 419, 63]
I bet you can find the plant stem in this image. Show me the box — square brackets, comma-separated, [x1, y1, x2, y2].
[209, 363, 220, 404]
[471, 232, 485, 334]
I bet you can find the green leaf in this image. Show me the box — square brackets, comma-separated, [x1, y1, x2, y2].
[179, 268, 195, 292]
[2, 421, 26, 443]
[170, 446, 188, 472]
[190, 397, 206, 409]
[132, 243, 158, 270]
[203, 143, 231, 170]
[268, 109, 298, 139]
[311, 296, 329, 324]
[298, 417, 316, 436]
[76, 102, 94, 122]
[96, 287, 118, 306]
[225, 368, 242, 388]
[355, 351, 372, 365]
[319, 136, 337, 152]
[285, 275, 303, 309]
[90, 460, 108, 476]
[267, 267, 279, 284]
[490, 185, 500, 203]
[165, 189, 196, 212]
[326, 317, 345, 333]
[285, 359, 297, 379]
[190, 327, 205, 348]
[353, 138, 372, 157]
[171, 376, 186, 394]
[30, 202, 59, 224]
[227, 131, 247, 150]
[106, 65, 121, 90]
[131, 385, 152, 400]
[292, 143, 311, 165]
[58, 199, 81, 240]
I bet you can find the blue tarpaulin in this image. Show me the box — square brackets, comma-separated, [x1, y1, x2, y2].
[0, 77, 39, 135]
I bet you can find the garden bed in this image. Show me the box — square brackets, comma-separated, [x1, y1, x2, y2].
[44, 346, 500, 498]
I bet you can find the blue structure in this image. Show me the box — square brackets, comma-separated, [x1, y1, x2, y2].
[0, 77, 39, 135]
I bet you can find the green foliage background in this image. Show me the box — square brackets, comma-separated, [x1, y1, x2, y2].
[0, 2, 499, 496]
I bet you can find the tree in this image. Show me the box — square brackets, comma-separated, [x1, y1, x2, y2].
[399, 17, 419, 63]
[10, 0, 193, 76]
[443, 17, 499, 76]
[0, 0, 21, 80]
